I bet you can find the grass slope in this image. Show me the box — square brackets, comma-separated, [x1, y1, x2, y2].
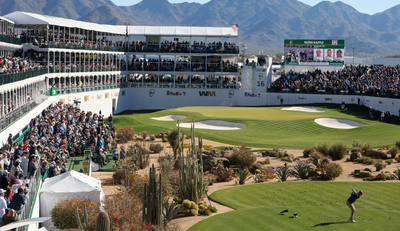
[190, 182, 400, 231]
[112, 104, 400, 149]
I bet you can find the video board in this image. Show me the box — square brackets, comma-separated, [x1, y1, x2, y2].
[284, 39, 345, 65]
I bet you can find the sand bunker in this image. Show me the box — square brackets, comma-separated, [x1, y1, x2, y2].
[151, 115, 187, 121]
[179, 120, 246, 130]
[314, 118, 366, 129]
[282, 107, 325, 113]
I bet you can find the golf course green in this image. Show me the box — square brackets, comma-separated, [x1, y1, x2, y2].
[113, 104, 400, 149]
[189, 182, 400, 231]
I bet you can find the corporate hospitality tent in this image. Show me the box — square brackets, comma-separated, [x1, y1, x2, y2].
[39, 170, 105, 229]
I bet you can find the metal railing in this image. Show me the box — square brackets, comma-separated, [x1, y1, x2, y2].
[49, 66, 121, 73]
[0, 34, 21, 45]
[0, 68, 48, 85]
[0, 94, 49, 132]
[17, 167, 42, 231]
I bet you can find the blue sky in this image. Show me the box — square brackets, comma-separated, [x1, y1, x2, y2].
[111, 0, 399, 15]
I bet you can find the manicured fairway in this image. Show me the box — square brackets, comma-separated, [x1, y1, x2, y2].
[190, 182, 400, 231]
[113, 104, 400, 149]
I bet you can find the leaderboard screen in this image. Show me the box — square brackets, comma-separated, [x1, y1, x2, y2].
[284, 39, 345, 65]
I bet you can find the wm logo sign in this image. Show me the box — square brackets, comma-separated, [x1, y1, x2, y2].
[199, 91, 216, 96]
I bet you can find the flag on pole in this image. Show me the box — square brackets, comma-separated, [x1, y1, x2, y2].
[126, 23, 129, 36]
[231, 24, 238, 32]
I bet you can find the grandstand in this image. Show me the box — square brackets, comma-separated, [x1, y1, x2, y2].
[0, 10, 400, 231]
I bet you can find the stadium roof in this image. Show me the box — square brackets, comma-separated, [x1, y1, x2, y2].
[3, 12, 238, 37]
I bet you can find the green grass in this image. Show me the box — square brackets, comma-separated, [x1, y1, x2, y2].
[112, 104, 400, 149]
[190, 182, 400, 231]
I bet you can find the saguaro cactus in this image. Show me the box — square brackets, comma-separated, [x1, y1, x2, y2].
[95, 210, 110, 231]
[142, 164, 164, 226]
[178, 120, 205, 204]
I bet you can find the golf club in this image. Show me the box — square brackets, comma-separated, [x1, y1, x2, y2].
[345, 176, 353, 190]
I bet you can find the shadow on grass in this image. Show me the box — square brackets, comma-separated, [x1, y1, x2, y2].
[314, 221, 348, 227]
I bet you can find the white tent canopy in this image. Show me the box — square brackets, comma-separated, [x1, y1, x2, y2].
[3, 11, 238, 37]
[39, 170, 105, 230]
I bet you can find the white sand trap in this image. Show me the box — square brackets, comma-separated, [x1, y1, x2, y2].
[314, 118, 366, 129]
[151, 115, 188, 121]
[179, 120, 246, 130]
[282, 107, 325, 113]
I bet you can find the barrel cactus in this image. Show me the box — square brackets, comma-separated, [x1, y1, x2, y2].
[94, 210, 110, 231]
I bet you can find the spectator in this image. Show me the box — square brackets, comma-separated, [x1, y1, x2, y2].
[7, 134, 13, 147]
[0, 171, 8, 190]
[4, 188, 13, 207]
[9, 188, 25, 211]
[0, 189, 6, 224]
[2, 209, 20, 230]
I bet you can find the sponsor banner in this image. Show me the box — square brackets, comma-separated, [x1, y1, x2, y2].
[199, 91, 216, 97]
[244, 92, 260, 97]
[298, 97, 306, 100]
[167, 91, 187, 96]
[84, 96, 89, 101]
[229, 90, 235, 98]
[325, 98, 332, 101]
[105, 93, 109, 98]
[379, 101, 383, 104]
[149, 89, 155, 97]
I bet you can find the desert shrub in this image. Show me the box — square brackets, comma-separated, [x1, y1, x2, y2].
[209, 149, 221, 158]
[275, 166, 291, 182]
[122, 173, 171, 200]
[254, 169, 275, 183]
[122, 173, 147, 197]
[273, 147, 287, 158]
[113, 169, 131, 184]
[126, 143, 150, 169]
[210, 158, 225, 167]
[359, 171, 374, 178]
[373, 160, 386, 171]
[314, 143, 329, 155]
[167, 128, 184, 159]
[385, 159, 393, 165]
[396, 155, 400, 162]
[387, 146, 399, 158]
[51, 198, 99, 231]
[113, 157, 138, 173]
[116, 127, 135, 143]
[310, 152, 324, 167]
[236, 169, 252, 185]
[150, 135, 155, 141]
[291, 163, 311, 179]
[320, 163, 343, 180]
[394, 168, 400, 180]
[254, 173, 267, 183]
[150, 143, 163, 153]
[104, 193, 144, 231]
[140, 130, 148, 139]
[207, 174, 217, 185]
[352, 169, 361, 175]
[262, 169, 275, 179]
[161, 160, 174, 176]
[326, 143, 347, 160]
[357, 156, 373, 165]
[352, 140, 362, 148]
[396, 141, 400, 149]
[230, 147, 257, 170]
[361, 143, 372, 155]
[351, 147, 361, 153]
[215, 166, 235, 182]
[303, 148, 315, 158]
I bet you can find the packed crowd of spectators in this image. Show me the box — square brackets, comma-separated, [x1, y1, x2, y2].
[127, 40, 238, 53]
[0, 102, 116, 224]
[125, 58, 237, 72]
[269, 65, 400, 97]
[0, 56, 46, 75]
